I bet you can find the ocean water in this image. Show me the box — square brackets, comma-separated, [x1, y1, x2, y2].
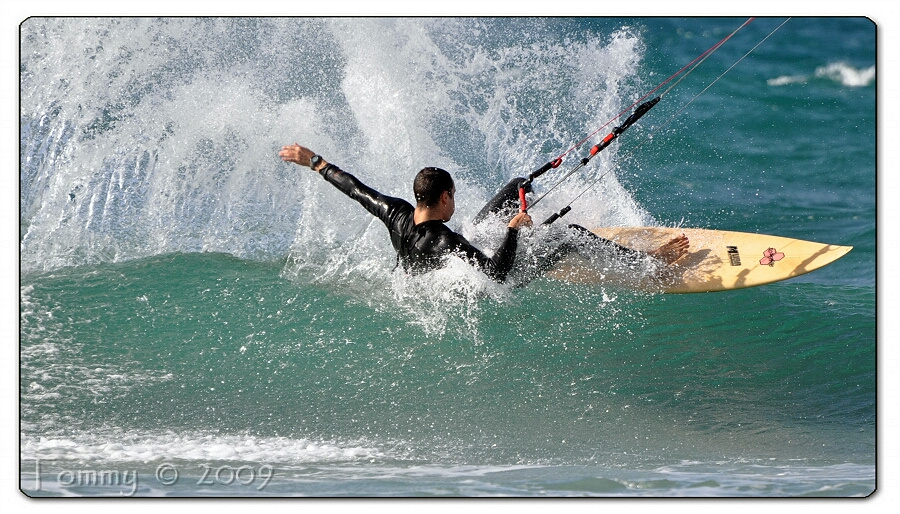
[18, 17, 876, 497]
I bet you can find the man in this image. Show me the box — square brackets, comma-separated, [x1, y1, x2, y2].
[279, 143, 688, 284]
[279, 143, 531, 282]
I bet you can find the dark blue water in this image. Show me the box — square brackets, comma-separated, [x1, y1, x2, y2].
[19, 17, 876, 497]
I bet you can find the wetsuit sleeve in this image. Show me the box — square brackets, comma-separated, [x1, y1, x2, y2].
[318, 164, 412, 226]
[448, 228, 519, 283]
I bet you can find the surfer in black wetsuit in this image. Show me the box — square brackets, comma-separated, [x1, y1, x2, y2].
[279, 143, 688, 284]
[279, 143, 532, 282]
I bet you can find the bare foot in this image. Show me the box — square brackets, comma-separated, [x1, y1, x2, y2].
[648, 234, 689, 265]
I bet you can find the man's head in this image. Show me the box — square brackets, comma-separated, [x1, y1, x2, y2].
[414, 167, 455, 207]
[413, 167, 455, 221]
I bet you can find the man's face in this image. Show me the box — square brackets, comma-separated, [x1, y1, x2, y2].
[442, 186, 456, 221]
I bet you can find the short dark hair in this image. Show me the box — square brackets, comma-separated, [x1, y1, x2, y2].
[413, 167, 454, 207]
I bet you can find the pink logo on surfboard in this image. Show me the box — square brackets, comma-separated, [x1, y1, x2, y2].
[760, 247, 785, 266]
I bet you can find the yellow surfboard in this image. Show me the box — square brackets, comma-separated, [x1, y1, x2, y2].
[546, 226, 852, 293]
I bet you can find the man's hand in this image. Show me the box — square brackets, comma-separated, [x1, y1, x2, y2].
[279, 143, 317, 168]
[508, 211, 533, 230]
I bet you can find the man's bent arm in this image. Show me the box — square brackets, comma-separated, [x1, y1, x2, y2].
[452, 228, 519, 283]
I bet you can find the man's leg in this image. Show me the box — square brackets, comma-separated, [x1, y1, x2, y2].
[535, 224, 688, 274]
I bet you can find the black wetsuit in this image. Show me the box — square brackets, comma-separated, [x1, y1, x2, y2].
[318, 164, 520, 282]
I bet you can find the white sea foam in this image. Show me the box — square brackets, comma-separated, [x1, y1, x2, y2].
[21, 429, 389, 466]
[768, 61, 875, 88]
[814, 62, 876, 87]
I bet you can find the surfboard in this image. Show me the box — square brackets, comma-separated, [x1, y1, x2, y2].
[545, 226, 852, 293]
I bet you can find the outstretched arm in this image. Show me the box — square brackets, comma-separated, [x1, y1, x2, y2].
[279, 143, 411, 225]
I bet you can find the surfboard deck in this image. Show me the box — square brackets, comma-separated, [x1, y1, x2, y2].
[545, 226, 852, 293]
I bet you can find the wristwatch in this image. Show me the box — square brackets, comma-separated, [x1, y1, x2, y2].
[309, 154, 323, 171]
